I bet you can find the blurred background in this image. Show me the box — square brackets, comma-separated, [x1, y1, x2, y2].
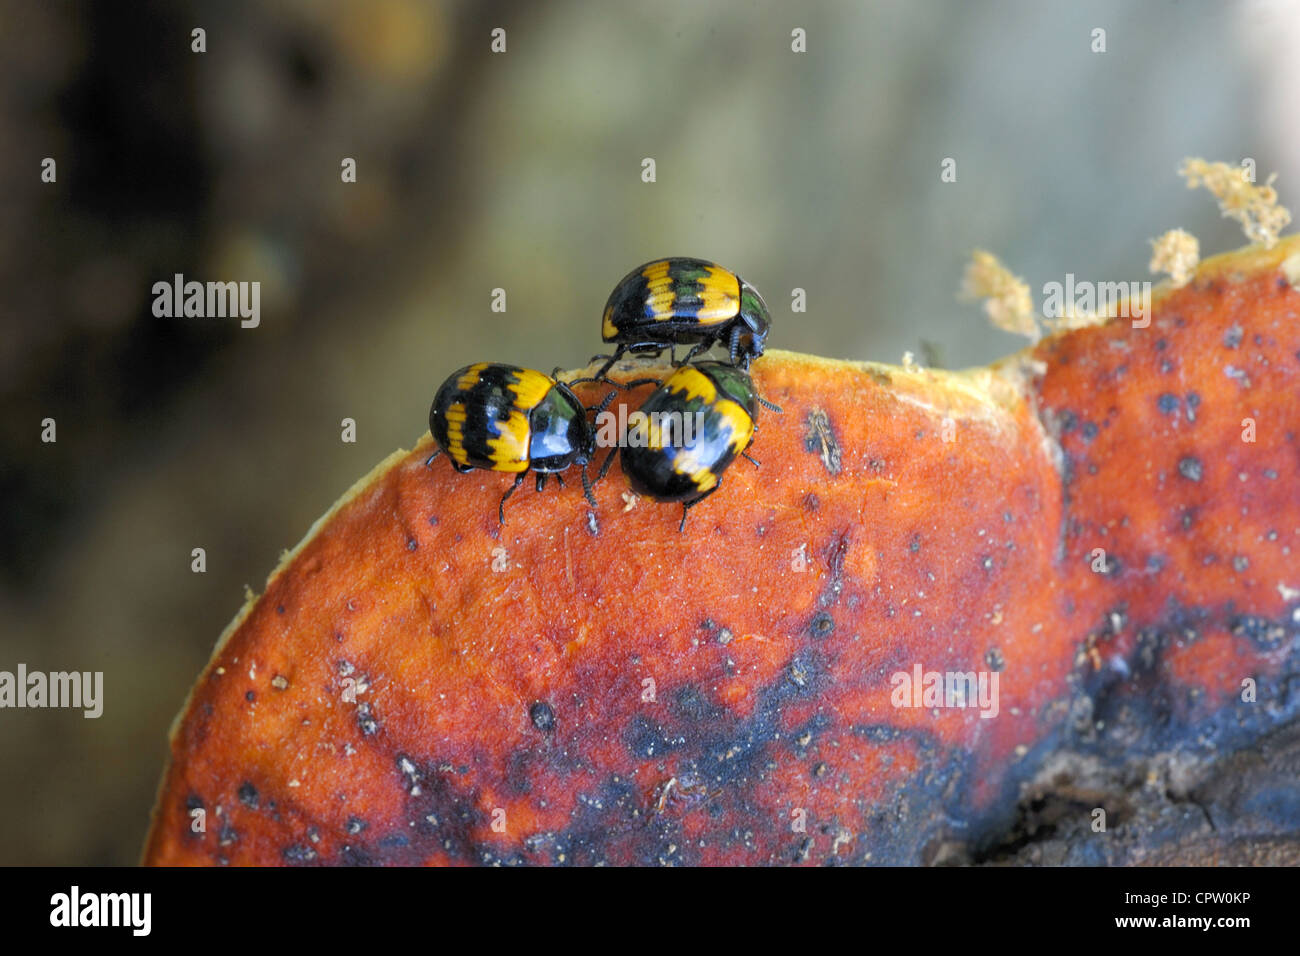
[1, 0, 1296, 865]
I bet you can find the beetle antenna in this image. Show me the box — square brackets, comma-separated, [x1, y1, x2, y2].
[581, 463, 598, 508]
[757, 396, 783, 413]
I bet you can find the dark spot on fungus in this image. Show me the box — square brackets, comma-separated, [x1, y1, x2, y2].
[803, 408, 842, 476]
[346, 816, 368, 835]
[909, 534, 921, 554]
[674, 685, 717, 722]
[184, 793, 203, 812]
[1178, 457, 1203, 482]
[282, 844, 317, 863]
[406, 538, 418, 551]
[985, 647, 1005, 672]
[1157, 393, 1179, 415]
[356, 702, 379, 736]
[809, 611, 835, 639]
[1082, 422, 1099, 442]
[245, 690, 255, 702]
[625, 714, 685, 759]
[529, 701, 556, 732]
[803, 492, 820, 512]
[1230, 614, 1288, 650]
[237, 781, 259, 809]
[277, 604, 285, 615]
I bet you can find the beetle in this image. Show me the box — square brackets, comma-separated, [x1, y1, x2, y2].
[601, 361, 780, 531]
[593, 257, 771, 377]
[426, 363, 618, 523]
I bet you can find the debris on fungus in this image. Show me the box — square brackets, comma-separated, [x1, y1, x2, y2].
[1148, 228, 1200, 288]
[1179, 157, 1292, 248]
[960, 249, 1038, 341]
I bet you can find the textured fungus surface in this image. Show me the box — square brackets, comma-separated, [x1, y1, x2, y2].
[145, 238, 1300, 865]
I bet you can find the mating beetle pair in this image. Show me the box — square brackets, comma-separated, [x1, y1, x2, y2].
[425, 258, 777, 529]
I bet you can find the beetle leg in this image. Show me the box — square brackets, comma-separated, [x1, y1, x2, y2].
[424, 449, 442, 468]
[554, 473, 567, 489]
[596, 446, 619, 482]
[742, 451, 761, 468]
[592, 344, 628, 380]
[729, 325, 744, 366]
[584, 388, 620, 415]
[678, 483, 720, 532]
[535, 472, 547, 493]
[499, 472, 526, 525]
[681, 340, 710, 366]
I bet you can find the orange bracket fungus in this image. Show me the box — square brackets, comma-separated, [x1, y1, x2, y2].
[145, 227, 1300, 866]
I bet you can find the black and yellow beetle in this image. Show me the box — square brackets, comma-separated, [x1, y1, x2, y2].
[601, 361, 779, 531]
[594, 257, 772, 377]
[427, 363, 617, 523]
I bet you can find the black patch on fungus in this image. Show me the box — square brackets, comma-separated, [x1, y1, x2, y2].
[803, 408, 842, 475]
[1230, 614, 1289, 650]
[345, 816, 368, 835]
[809, 611, 835, 639]
[818, 534, 849, 608]
[218, 825, 238, 846]
[406, 538, 418, 551]
[985, 647, 1006, 672]
[245, 690, 255, 702]
[626, 714, 686, 759]
[1157, 393, 1179, 415]
[1177, 457, 1203, 482]
[529, 701, 556, 732]
[237, 781, 259, 809]
[1223, 324, 1243, 348]
[356, 701, 379, 736]
[185, 793, 203, 812]
[339, 845, 374, 866]
[673, 685, 720, 723]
